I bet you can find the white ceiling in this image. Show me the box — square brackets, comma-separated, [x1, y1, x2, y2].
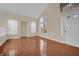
[0, 3, 49, 18]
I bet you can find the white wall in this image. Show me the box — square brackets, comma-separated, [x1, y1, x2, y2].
[0, 11, 38, 38]
[0, 3, 79, 48]
[26, 17, 38, 37]
[37, 3, 64, 43]
[37, 3, 79, 48]
[0, 11, 28, 38]
[21, 21, 27, 37]
[62, 6, 79, 48]
[0, 11, 8, 46]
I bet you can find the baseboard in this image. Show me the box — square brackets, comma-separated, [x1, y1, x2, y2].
[7, 36, 21, 39]
[2, 35, 79, 48]
[39, 35, 79, 48]
[21, 36, 39, 38]
[0, 38, 7, 47]
[8, 35, 38, 39]
[28, 35, 79, 48]
[64, 42, 79, 48]
[39, 35, 64, 43]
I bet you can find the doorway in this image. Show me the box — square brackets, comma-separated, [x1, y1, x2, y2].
[21, 21, 27, 37]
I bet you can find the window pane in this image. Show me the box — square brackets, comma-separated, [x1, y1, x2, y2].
[7, 20, 18, 35]
[0, 27, 6, 37]
[40, 16, 47, 33]
[31, 22, 36, 34]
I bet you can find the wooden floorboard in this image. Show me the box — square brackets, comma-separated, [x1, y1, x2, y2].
[0, 36, 79, 56]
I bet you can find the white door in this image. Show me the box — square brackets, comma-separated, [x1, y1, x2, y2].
[64, 16, 79, 47]
[21, 21, 27, 37]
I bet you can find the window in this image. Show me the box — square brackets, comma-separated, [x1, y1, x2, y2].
[7, 20, 18, 35]
[0, 27, 6, 37]
[40, 16, 47, 33]
[31, 22, 36, 34]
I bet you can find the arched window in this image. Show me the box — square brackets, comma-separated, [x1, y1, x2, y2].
[40, 16, 47, 33]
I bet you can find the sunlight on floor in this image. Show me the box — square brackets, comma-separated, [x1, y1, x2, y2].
[40, 40, 47, 56]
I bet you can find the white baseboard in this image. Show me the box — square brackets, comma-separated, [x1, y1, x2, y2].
[7, 36, 21, 39]
[1, 35, 79, 48]
[39, 35, 64, 43]
[0, 35, 7, 46]
[0, 39, 7, 46]
[39, 35, 79, 48]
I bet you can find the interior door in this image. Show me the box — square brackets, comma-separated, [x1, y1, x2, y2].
[64, 16, 79, 46]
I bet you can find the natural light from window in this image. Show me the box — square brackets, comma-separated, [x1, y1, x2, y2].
[7, 20, 18, 35]
[31, 22, 36, 34]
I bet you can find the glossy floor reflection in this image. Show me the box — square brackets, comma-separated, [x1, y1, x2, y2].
[0, 36, 79, 56]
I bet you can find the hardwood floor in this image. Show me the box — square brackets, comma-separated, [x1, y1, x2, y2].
[0, 36, 79, 56]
